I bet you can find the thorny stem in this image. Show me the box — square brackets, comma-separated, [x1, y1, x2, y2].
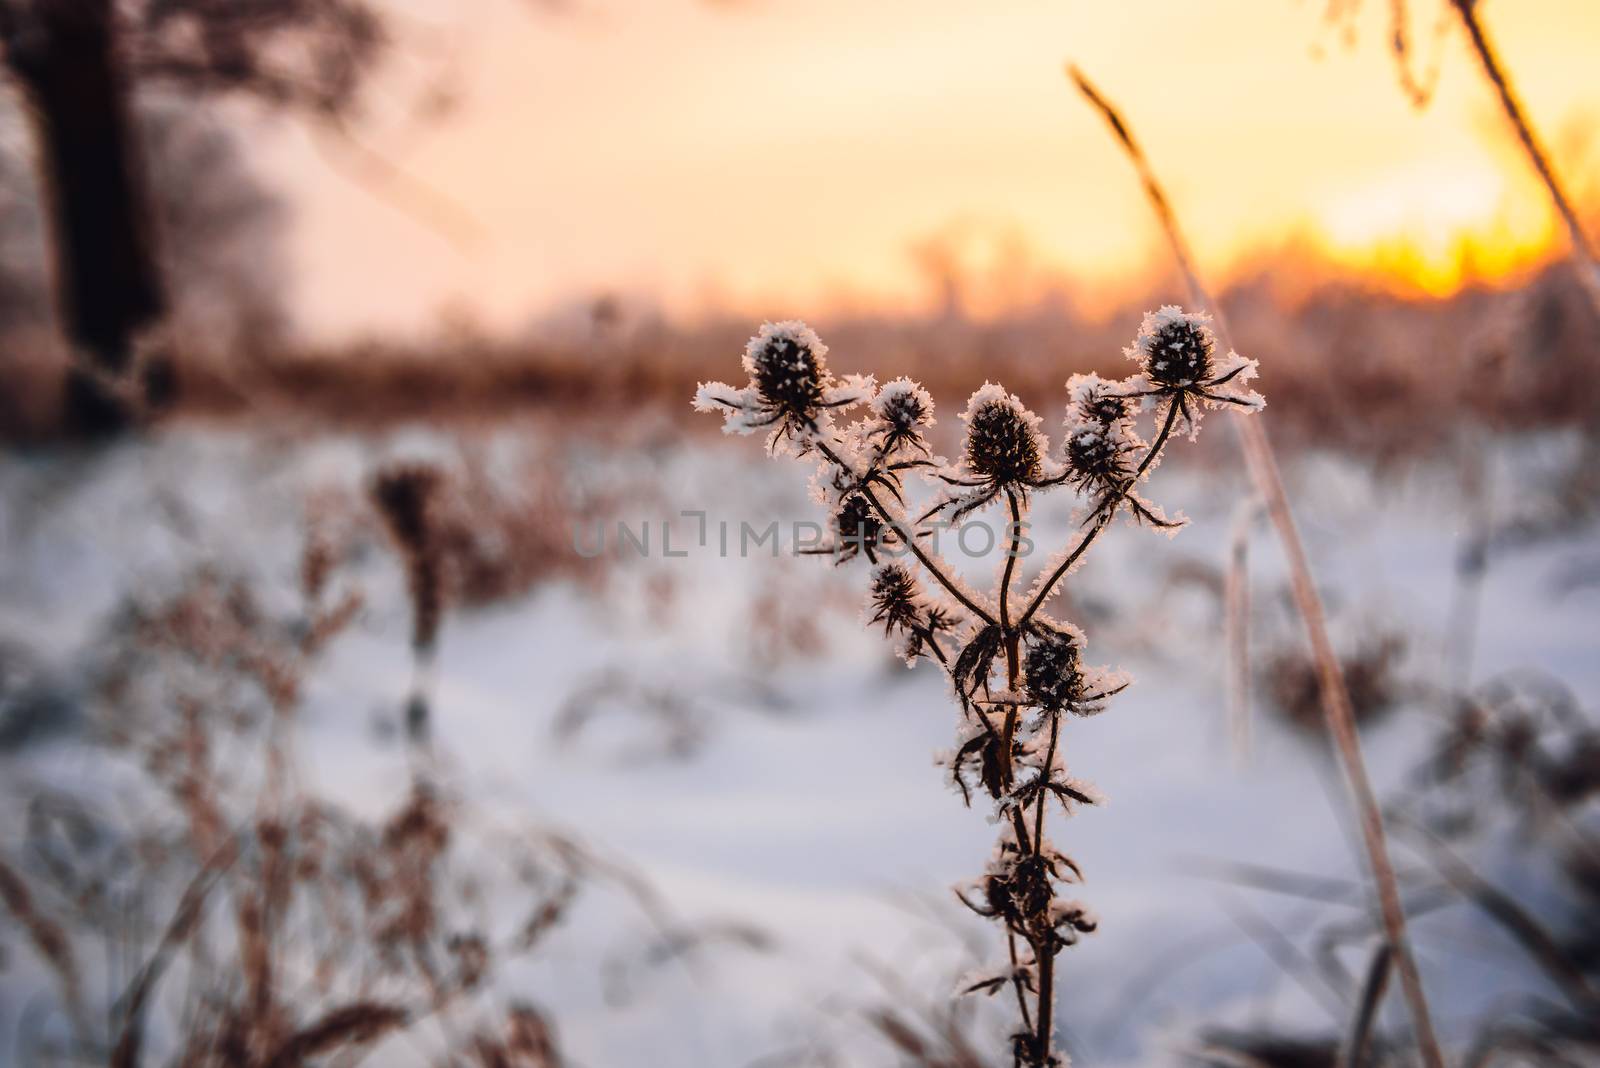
[1033, 936, 1055, 1067]
[1029, 707, 1063, 1061]
[1006, 931, 1036, 1039]
[811, 436, 998, 625]
[1015, 398, 1182, 630]
[1070, 64, 1446, 1068]
[820, 369, 1167, 1068]
[1032, 713, 1060, 857]
[1001, 490, 1023, 690]
[999, 490, 1025, 802]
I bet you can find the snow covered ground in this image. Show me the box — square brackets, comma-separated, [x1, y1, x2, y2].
[1, 423, 1595, 1066]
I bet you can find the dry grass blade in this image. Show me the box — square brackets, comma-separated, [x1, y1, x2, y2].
[1184, 856, 1370, 908]
[260, 1000, 411, 1068]
[0, 854, 89, 1043]
[1339, 941, 1393, 1068]
[1404, 820, 1600, 1015]
[1068, 63, 1446, 1068]
[110, 839, 239, 1068]
[1225, 500, 1257, 765]
[1446, 0, 1600, 317]
[1220, 894, 1347, 1022]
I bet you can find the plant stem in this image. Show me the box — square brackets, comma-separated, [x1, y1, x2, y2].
[1001, 489, 1023, 688]
[1447, 0, 1600, 317]
[1000, 492, 1021, 625]
[1033, 927, 1055, 1067]
[812, 436, 997, 625]
[1016, 398, 1180, 629]
[1029, 708, 1062, 1065]
[1068, 64, 1445, 1068]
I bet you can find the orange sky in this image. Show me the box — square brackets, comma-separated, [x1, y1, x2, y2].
[257, 0, 1600, 339]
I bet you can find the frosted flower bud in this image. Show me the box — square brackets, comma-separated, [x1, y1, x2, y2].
[874, 378, 933, 433]
[965, 396, 1043, 486]
[1024, 633, 1086, 712]
[1062, 375, 1138, 487]
[833, 493, 884, 562]
[1071, 376, 1134, 427]
[1066, 426, 1117, 483]
[984, 853, 1053, 930]
[1128, 305, 1215, 387]
[745, 320, 830, 421]
[868, 563, 921, 634]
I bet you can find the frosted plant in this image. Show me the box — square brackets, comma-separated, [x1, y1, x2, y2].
[694, 307, 1262, 1067]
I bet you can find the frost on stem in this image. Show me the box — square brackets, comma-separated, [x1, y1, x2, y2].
[690, 312, 1262, 1068]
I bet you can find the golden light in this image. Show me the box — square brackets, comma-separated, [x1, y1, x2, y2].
[1308, 160, 1561, 295]
[263, 0, 1600, 337]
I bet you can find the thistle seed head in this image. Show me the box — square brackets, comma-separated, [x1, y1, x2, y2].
[874, 378, 932, 433]
[1069, 375, 1133, 428]
[965, 396, 1043, 486]
[1065, 426, 1121, 484]
[1024, 633, 1086, 712]
[371, 464, 441, 553]
[868, 563, 921, 633]
[745, 321, 830, 421]
[834, 494, 885, 562]
[1130, 306, 1215, 387]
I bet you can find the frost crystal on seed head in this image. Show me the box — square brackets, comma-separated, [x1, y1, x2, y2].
[1063, 373, 1140, 488]
[873, 377, 935, 432]
[961, 384, 1046, 486]
[1199, 351, 1266, 414]
[851, 375, 937, 466]
[696, 322, 872, 452]
[1065, 372, 1134, 429]
[744, 320, 831, 417]
[1126, 305, 1214, 386]
[831, 493, 885, 563]
[1023, 632, 1085, 713]
[1118, 306, 1266, 441]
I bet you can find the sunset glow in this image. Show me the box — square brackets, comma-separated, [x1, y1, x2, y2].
[261, 0, 1600, 337]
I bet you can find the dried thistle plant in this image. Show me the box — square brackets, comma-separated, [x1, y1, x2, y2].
[693, 314, 1263, 1066]
[0, 530, 625, 1067]
[371, 462, 447, 749]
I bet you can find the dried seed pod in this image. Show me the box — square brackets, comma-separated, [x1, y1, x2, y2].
[832, 493, 884, 562]
[1024, 633, 1086, 713]
[965, 395, 1044, 487]
[747, 322, 831, 421]
[1130, 307, 1215, 387]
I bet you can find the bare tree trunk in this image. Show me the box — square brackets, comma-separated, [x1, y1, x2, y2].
[3, 0, 168, 437]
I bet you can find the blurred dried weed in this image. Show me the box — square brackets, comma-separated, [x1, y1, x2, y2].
[0, 505, 667, 1067]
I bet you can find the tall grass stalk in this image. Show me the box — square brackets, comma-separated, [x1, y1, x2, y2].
[1067, 65, 1447, 1068]
[1446, 0, 1600, 317]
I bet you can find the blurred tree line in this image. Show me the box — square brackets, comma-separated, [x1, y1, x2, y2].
[0, 0, 388, 437]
